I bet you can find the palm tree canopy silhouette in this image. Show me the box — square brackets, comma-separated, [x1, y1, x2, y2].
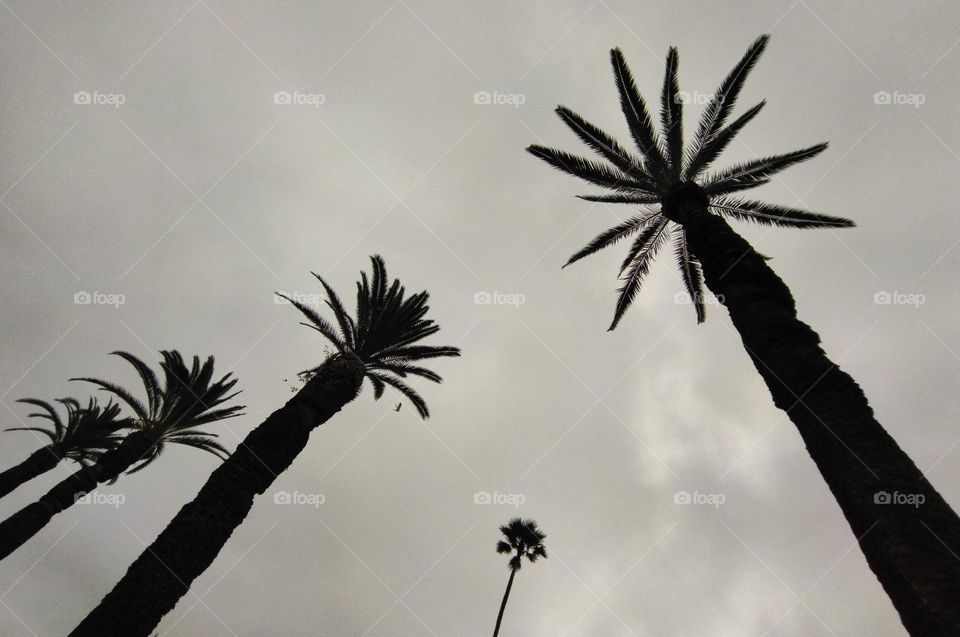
[72, 351, 245, 473]
[9, 397, 132, 465]
[278, 255, 461, 418]
[497, 518, 548, 570]
[527, 34, 853, 328]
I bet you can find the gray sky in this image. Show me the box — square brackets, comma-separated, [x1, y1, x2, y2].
[1, 1, 959, 635]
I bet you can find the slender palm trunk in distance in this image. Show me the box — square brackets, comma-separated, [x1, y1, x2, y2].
[0, 431, 154, 560]
[70, 354, 365, 637]
[0, 446, 62, 499]
[663, 183, 960, 636]
[492, 569, 516, 637]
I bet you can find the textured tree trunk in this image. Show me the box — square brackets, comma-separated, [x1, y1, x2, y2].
[492, 568, 516, 637]
[0, 431, 154, 560]
[662, 183, 960, 636]
[0, 446, 63, 499]
[70, 353, 364, 637]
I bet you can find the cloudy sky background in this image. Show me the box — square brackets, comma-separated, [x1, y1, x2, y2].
[1, 1, 959, 635]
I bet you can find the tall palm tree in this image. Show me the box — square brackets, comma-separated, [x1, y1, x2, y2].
[71, 255, 460, 637]
[0, 397, 131, 499]
[492, 518, 547, 637]
[0, 351, 243, 560]
[527, 35, 960, 635]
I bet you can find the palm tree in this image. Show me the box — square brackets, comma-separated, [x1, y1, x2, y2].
[492, 518, 547, 637]
[527, 35, 960, 635]
[0, 351, 243, 560]
[0, 397, 130, 499]
[70, 255, 460, 637]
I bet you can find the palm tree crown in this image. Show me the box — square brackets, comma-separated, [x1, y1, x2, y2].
[8, 397, 132, 465]
[497, 518, 547, 571]
[527, 34, 854, 328]
[73, 351, 245, 473]
[278, 255, 461, 418]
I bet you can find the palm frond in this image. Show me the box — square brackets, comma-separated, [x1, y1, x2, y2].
[660, 47, 683, 177]
[71, 377, 149, 422]
[276, 293, 346, 351]
[165, 434, 230, 461]
[709, 197, 855, 228]
[609, 218, 671, 330]
[526, 145, 648, 192]
[674, 230, 706, 323]
[554, 106, 654, 188]
[685, 35, 769, 178]
[701, 143, 827, 193]
[610, 48, 668, 179]
[576, 193, 661, 204]
[111, 352, 162, 417]
[563, 212, 657, 269]
[367, 371, 429, 418]
[685, 100, 765, 178]
[12, 398, 64, 440]
[312, 272, 356, 351]
[125, 443, 162, 475]
[370, 362, 443, 383]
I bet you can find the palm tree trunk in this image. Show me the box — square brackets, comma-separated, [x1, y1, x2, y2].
[0, 446, 63, 499]
[492, 568, 517, 637]
[0, 431, 154, 560]
[662, 184, 960, 636]
[70, 353, 364, 637]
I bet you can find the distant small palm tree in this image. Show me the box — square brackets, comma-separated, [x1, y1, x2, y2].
[492, 518, 547, 637]
[72, 255, 460, 637]
[528, 35, 960, 634]
[0, 397, 131, 499]
[0, 351, 242, 560]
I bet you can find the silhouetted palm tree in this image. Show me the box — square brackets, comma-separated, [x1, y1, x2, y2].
[492, 518, 547, 637]
[0, 351, 242, 560]
[71, 255, 460, 637]
[528, 35, 960, 635]
[0, 397, 130, 499]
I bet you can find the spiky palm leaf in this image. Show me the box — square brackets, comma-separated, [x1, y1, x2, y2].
[73, 351, 244, 473]
[498, 518, 548, 571]
[527, 34, 854, 328]
[278, 255, 460, 419]
[8, 398, 132, 466]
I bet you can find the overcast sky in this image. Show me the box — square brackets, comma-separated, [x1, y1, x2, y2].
[1, 1, 959, 635]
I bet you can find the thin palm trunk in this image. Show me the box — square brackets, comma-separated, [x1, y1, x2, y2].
[0, 446, 63, 499]
[70, 353, 364, 637]
[0, 431, 154, 560]
[664, 185, 960, 635]
[492, 568, 517, 637]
